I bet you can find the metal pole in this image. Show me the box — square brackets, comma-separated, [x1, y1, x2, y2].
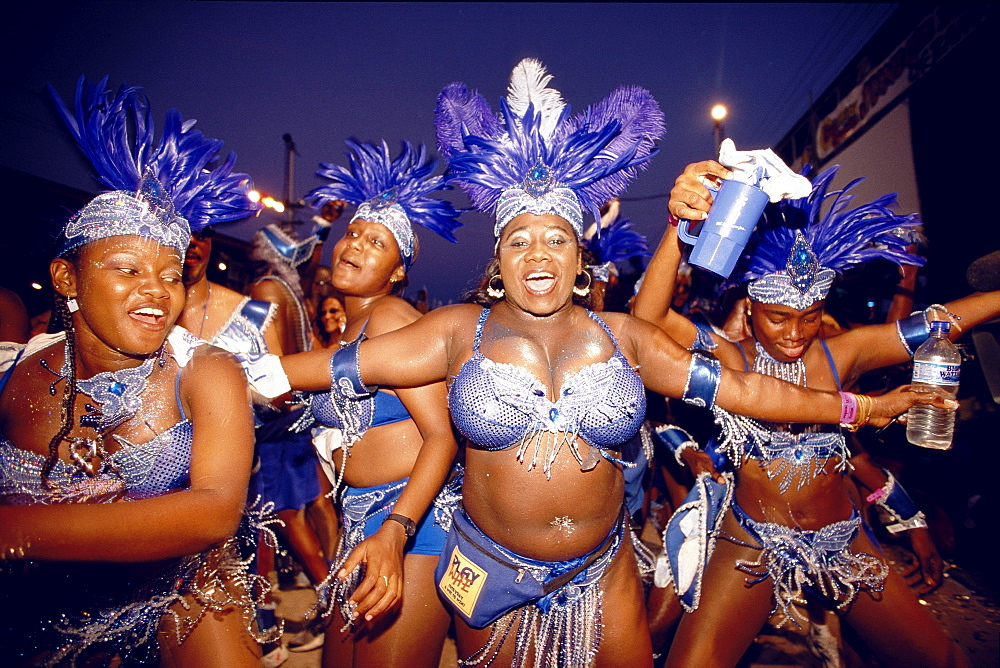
[282, 133, 295, 230]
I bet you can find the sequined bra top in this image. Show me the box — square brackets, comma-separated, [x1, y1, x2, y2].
[0, 329, 197, 505]
[449, 308, 646, 453]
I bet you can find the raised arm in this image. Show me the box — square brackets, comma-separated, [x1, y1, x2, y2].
[833, 289, 1000, 385]
[0, 348, 255, 562]
[632, 161, 732, 346]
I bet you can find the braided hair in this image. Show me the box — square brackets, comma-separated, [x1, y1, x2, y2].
[41, 291, 81, 487]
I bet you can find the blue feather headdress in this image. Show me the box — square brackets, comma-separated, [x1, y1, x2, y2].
[729, 165, 924, 310]
[307, 140, 461, 272]
[49, 76, 261, 256]
[435, 59, 664, 238]
[585, 213, 651, 282]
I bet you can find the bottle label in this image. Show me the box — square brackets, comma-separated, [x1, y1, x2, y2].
[912, 361, 960, 386]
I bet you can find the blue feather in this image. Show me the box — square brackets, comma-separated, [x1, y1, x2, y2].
[49, 76, 261, 232]
[727, 165, 923, 288]
[586, 216, 651, 264]
[307, 140, 462, 244]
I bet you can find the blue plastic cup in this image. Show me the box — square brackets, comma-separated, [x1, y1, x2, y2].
[677, 179, 769, 278]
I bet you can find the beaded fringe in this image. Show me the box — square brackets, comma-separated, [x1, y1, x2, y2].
[459, 580, 604, 668]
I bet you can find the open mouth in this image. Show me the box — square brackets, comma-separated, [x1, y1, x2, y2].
[524, 271, 556, 294]
[129, 306, 166, 328]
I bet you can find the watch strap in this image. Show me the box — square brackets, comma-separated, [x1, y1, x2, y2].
[385, 513, 416, 537]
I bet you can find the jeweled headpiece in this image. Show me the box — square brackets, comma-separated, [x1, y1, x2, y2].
[730, 166, 924, 310]
[49, 76, 261, 257]
[435, 58, 664, 238]
[307, 140, 461, 272]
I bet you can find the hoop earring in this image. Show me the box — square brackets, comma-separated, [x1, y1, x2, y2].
[486, 274, 505, 299]
[573, 271, 592, 297]
[66, 297, 79, 313]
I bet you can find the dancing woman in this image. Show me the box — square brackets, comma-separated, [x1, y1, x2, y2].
[633, 160, 1000, 667]
[239, 60, 951, 668]
[0, 78, 264, 666]
[303, 140, 463, 667]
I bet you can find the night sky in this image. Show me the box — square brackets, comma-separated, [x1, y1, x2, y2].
[1, 2, 897, 303]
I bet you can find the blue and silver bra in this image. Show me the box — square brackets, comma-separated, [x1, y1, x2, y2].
[448, 308, 645, 477]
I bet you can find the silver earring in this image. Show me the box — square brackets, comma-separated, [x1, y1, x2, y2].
[573, 272, 592, 297]
[486, 274, 505, 299]
[66, 297, 79, 313]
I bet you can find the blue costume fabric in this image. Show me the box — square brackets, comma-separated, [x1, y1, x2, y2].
[0, 329, 270, 666]
[726, 500, 886, 628]
[309, 319, 410, 434]
[449, 307, 645, 476]
[312, 469, 463, 624]
[437, 503, 627, 667]
[201, 296, 319, 515]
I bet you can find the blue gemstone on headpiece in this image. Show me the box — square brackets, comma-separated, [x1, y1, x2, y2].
[786, 231, 818, 293]
[523, 162, 555, 198]
[109, 381, 125, 396]
[372, 187, 399, 211]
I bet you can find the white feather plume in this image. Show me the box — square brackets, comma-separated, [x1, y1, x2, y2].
[505, 58, 565, 139]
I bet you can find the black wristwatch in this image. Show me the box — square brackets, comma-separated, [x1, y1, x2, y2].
[385, 513, 416, 537]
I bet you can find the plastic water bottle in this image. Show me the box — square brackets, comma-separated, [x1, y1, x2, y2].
[906, 321, 960, 449]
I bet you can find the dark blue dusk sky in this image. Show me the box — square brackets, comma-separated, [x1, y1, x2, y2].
[1, 2, 896, 303]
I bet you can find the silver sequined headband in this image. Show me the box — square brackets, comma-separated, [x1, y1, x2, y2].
[59, 174, 190, 256]
[352, 200, 416, 270]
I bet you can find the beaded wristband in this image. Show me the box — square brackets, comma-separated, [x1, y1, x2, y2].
[872, 470, 928, 533]
[653, 425, 701, 465]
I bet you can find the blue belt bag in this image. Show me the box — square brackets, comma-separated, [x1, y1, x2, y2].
[435, 505, 621, 629]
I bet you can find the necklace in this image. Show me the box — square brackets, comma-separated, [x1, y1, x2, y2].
[752, 342, 806, 387]
[41, 343, 159, 476]
[43, 348, 158, 433]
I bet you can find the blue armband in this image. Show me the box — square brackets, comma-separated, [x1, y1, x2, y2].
[870, 470, 927, 534]
[895, 311, 930, 356]
[683, 352, 721, 409]
[331, 338, 374, 399]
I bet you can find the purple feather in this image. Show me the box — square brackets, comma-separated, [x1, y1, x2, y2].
[586, 216, 651, 264]
[433, 67, 665, 228]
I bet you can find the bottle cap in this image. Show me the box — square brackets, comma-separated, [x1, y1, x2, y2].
[930, 320, 951, 335]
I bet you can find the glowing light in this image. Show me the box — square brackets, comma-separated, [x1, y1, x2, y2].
[248, 190, 261, 203]
[262, 196, 285, 213]
[217, 262, 227, 271]
[711, 105, 728, 122]
[30, 282, 43, 290]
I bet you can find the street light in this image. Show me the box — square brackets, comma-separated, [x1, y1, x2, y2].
[711, 104, 727, 157]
